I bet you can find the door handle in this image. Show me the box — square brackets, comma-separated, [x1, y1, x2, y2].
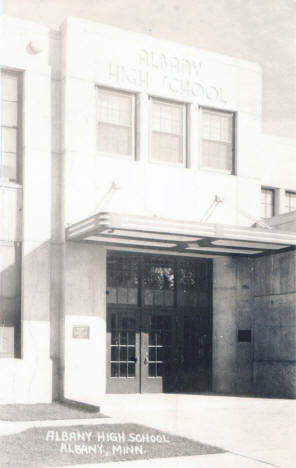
[143, 352, 149, 365]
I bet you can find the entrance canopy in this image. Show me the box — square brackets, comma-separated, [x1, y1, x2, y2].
[66, 212, 296, 257]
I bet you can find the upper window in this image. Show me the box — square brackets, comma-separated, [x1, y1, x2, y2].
[0, 71, 21, 182]
[285, 191, 296, 213]
[201, 108, 234, 174]
[96, 88, 135, 158]
[150, 98, 186, 165]
[261, 188, 275, 218]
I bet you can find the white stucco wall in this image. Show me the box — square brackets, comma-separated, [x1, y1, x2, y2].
[64, 243, 106, 405]
[0, 15, 52, 403]
[61, 17, 264, 230]
[1, 13, 296, 403]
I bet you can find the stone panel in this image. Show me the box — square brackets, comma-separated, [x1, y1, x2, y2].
[254, 361, 296, 398]
[212, 257, 237, 393]
[254, 293, 296, 362]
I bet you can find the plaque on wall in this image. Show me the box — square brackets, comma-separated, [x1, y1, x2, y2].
[238, 329, 252, 343]
[0, 327, 14, 357]
[72, 325, 90, 339]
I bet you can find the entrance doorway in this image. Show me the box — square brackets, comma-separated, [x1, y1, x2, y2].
[106, 252, 212, 393]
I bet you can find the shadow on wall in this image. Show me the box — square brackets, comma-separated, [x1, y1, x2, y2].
[0, 239, 63, 401]
[253, 251, 296, 398]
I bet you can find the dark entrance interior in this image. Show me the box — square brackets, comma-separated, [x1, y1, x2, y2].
[106, 252, 212, 393]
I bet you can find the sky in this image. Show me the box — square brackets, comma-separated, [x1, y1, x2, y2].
[3, 0, 296, 138]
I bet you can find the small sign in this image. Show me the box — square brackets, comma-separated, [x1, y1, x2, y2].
[238, 329, 251, 342]
[0, 327, 14, 357]
[72, 325, 90, 339]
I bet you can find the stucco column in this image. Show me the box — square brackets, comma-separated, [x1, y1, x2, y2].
[187, 102, 198, 170]
[212, 257, 237, 393]
[276, 187, 286, 215]
[136, 92, 149, 162]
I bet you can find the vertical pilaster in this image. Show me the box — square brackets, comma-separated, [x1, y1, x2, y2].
[187, 102, 198, 170]
[136, 92, 149, 162]
[276, 187, 286, 215]
[212, 257, 237, 393]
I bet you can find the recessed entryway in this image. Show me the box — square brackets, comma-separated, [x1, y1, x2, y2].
[106, 252, 212, 393]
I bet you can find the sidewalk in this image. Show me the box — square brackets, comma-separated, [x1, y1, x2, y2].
[1, 394, 295, 468]
[97, 393, 296, 468]
[47, 452, 272, 468]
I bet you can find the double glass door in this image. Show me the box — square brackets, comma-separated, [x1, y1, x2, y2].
[107, 308, 175, 393]
[106, 252, 212, 394]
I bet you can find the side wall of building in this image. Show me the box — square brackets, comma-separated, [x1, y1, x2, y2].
[1, 14, 296, 403]
[253, 250, 296, 397]
[0, 16, 52, 403]
[64, 243, 106, 406]
[61, 17, 263, 230]
[213, 256, 253, 395]
[213, 252, 296, 398]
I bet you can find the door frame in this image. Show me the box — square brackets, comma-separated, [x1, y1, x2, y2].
[106, 250, 213, 394]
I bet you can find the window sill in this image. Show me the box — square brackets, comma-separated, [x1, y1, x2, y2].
[0, 356, 20, 360]
[0, 178, 23, 188]
[199, 167, 235, 176]
[96, 152, 135, 161]
[148, 159, 186, 169]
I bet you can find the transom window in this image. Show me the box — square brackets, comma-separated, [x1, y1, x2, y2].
[261, 187, 275, 218]
[0, 71, 21, 182]
[96, 88, 135, 157]
[107, 255, 139, 305]
[143, 258, 175, 306]
[150, 98, 186, 165]
[107, 253, 211, 308]
[285, 191, 296, 213]
[201, 108, 234, 174]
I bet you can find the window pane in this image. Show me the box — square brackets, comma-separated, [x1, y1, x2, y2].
[2, 102, 18, 127]
[117, 287, 128, 304]
[127, 346, 135, 360]
[149, 347, 156, 362]
[111, 347, 119, 361]
[151, 99, 185, 164]
[111, 363, 119, 377]
[152, 101, 182, 134]
[156, 363, 163, 377]
[107, 254, 139, 305]
[120, 332, 127, 345]
[1, 72, 20, 183]
[128, 332, 135, 345]
[120, 363, 127, 377]
[2, 74, 18, 101]
[202, 109, 234, 172]
[0, 152, 17, 180]
[127, 288, 137, 304]
[127, 363, 135, 377]
[285, 192, 296, 212]
[144, 258, 175, 306]
[111, 331, 119, 345]
[202, 140, 232, 172]
[97, 123, 131, 155]
[97, 90, 131, 126]
[148, 363, 156, 377]
[261, 188, 274, 218]
[1, 127, 17, 153]
[151, 132, 182, 163]
[120, 347, 127, 361]
[97, 89, 133, 157]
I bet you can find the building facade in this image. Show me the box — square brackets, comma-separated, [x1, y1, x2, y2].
[0, 14, 296, 404]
